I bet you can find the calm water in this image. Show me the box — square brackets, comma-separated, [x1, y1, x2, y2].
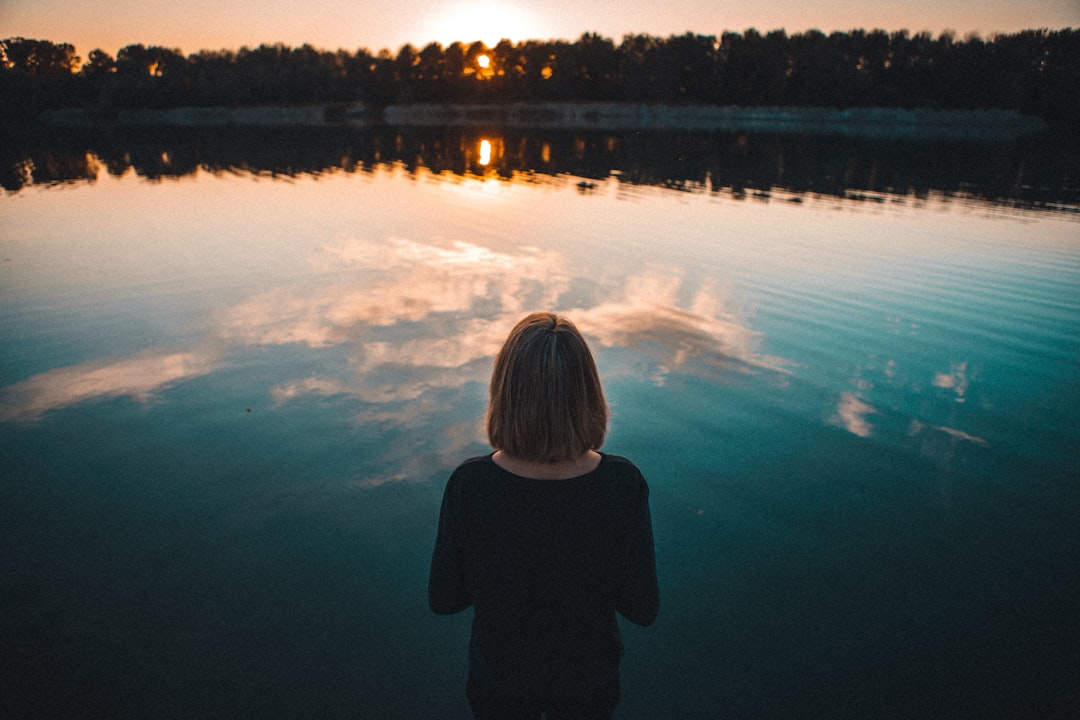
[2, 128, 1079, 719]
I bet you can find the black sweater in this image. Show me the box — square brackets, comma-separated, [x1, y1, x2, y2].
[429, 453, 659, 700]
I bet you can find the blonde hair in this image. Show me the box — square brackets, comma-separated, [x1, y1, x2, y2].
[486, 312, 608, 463]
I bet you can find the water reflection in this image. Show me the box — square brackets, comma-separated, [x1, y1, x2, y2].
[0, 348, 220, 424]
[569, 271, 789, 382]
[830, 391, 878, 438]
[213, 236, 568, 348]
[4, 124, 1078, 214]
[825, 352, 993, 473]
[932, 361, 970, 402]
[0, 231, 786, 432]
[3, 130, 1077, 719]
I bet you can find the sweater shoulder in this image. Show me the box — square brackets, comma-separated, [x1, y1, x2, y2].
[599, 454, 647, 484]
[444, 454, 496, 490]
[601, 453, 640, 472]
[450, 454, 495, 478]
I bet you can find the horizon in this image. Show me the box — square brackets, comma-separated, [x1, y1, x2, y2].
[2, 0, 1077, 58]
[4, 25, 1077, 62]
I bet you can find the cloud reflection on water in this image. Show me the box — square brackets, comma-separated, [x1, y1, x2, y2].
[1, 228, 786, 438]
[214, 236, 568, 349]
[0, 348, 220, 424]
[0, 217, 999, 484]
[569, 270, 789, 384]
[932, 361, 970, 403]
[830, 391, 878, 438]
[829, 357, 989, 466]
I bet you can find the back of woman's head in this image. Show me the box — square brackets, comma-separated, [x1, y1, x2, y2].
[487, 312, 608, 463]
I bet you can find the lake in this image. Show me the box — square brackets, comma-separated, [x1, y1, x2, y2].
[2, 125, 1079, 719]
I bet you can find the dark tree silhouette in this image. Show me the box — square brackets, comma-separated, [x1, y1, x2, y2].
[1, 29, 1077, 126]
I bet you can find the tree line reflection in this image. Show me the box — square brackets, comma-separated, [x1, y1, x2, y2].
[3, 124, 1078, 212]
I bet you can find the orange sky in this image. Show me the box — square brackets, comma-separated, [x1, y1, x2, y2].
[2, 0, 1077, 56]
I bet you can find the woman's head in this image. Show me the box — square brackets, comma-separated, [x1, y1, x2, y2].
[487, 312, 608, 463]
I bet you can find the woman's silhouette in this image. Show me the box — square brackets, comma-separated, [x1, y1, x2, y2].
[430, 312, 659, 719]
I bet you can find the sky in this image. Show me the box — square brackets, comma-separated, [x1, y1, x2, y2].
[2, 0, 1077, 57]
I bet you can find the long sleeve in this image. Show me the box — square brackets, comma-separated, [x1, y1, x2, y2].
[615, 478, 659, 626]
[428, 476, 472, 615]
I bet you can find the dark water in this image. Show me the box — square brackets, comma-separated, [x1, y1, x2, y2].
[2, 127, 1079, 719]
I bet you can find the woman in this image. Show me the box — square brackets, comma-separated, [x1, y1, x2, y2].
[429, 312, 659, 720]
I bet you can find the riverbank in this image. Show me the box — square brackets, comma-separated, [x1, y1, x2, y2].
[41, 103, 1048, 138]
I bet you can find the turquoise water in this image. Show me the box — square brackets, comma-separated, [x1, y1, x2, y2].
[2, 139, 1079, 718]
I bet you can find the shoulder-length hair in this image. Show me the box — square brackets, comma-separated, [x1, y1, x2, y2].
[487, 312, 608, 463]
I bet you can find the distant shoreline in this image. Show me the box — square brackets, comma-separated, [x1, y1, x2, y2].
[41, 103, 1049, 138]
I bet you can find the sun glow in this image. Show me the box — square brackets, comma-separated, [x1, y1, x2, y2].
[421, 1, 543, 47]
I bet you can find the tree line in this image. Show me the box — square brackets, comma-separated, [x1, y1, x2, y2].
[2, 29, 1078, 126]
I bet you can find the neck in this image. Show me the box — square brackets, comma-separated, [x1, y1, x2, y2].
[492, 450, 602, 480]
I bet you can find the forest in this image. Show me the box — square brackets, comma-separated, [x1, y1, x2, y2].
[2, 28, 1078, 127]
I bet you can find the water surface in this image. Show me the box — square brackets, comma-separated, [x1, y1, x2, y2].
[2, 129, 1079, 719]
